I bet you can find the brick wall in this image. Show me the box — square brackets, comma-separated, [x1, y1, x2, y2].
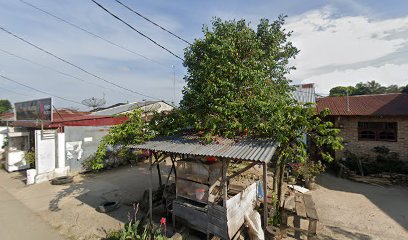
[334, 116, 408, 161]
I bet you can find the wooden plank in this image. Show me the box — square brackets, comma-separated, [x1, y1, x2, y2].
[307, 220, 318, 240]
[173, 201, 208, 233]
[303, 195, 319, 220]
[295, 196, 307, 218]
[283, 195, 295, 211]
[208, 206, 227, 221]
[295, 193, 303, 203]
[208, 215, 228, 229]
[208, 222, 229, 240]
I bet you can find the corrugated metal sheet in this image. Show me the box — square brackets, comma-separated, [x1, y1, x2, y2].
[91, 101, 173, 116]
[317, 93, 408, 116]
[130, 136, 278, 163]
[292, 83, 316, 103]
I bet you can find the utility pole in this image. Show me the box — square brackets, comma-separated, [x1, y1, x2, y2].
[346, 89, 350, 112]
[172, 65, 175, 106]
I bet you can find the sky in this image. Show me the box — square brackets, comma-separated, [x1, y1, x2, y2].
[0, 0, 407, 109]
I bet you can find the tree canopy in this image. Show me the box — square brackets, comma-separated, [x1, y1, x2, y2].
[0, 99, 12, 114]
[150, 17, 343, 209]
[179, 17, 299, 139]
[152, 17, 342, 161]
[329, 81, 408, 97]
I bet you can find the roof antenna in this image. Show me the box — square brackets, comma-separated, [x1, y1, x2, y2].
[346, 89, 350, 112]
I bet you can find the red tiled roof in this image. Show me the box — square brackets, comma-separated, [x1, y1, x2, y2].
[316, 93, 408, 116]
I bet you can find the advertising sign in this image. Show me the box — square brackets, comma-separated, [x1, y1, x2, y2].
[15, 98, 52, 121]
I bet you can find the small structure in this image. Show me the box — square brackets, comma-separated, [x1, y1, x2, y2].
[131, 135, 278, 239]
[317, 93, 408, 161]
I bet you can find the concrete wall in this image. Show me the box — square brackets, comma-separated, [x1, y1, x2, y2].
[5, 128, 30, 172]
[64, 126, 110, 172]
[334, 116, 408, 161]
[35, 130, 57, 183]
[0, 127, 7, 160]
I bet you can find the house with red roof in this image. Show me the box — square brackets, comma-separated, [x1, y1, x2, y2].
[317, 93, 408, 161]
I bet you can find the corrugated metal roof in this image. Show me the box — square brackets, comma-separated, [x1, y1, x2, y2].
[91, 101, 173, 116]
[317, 93, 408, 116]
[292, 83, 316, 103]
[130, 135, 278, 163]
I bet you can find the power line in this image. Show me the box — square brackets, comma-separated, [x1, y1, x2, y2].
[19, 0, 167, 68]
[114, 0, 191, 45]
[0, 74, 82, 105]
[0, 25, 162, 101]
[0, 85, 31, 97]
[0, 48, 109, 91]
[0, 48, 136, 100]
[90, 0, 184, 61]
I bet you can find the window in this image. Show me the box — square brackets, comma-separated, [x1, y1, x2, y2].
[358, 122, 397, 142]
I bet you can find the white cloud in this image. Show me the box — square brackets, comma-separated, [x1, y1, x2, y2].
[307, 63, 408, 93]
[287, 7, 408, 93]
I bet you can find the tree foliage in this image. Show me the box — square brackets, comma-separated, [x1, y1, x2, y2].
[150, 17, 343, 209]
[0, 99, 12, 114]
[329, 80, 407, 96]
[90, 109, 153, 170]
[179, 17, 299, 138]
[152, 17, 342, 163]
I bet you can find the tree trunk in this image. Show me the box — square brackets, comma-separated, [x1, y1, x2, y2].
[276, 159, 285, 210]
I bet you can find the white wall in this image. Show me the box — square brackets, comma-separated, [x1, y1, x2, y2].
[35, 130, 56, 183]
[0, 127, 7, 160]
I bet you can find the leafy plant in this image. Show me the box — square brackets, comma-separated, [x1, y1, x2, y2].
[103, 204, 167, 240]
[24, 149, 35, 168]
[297, 160, 325, 180]
[87, 109, 153, 171]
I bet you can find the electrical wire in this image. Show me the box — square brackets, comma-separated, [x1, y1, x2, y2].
[0, 48, 109, 91]
[18, 0, 167, 68]
[0, 74, 82, 105]
[0, 48, 136, 100]
[0, 85, 31, 97]
[114, 0, 191, 45]
[0, 25, 162, 101]
[90, 0, 184, 61]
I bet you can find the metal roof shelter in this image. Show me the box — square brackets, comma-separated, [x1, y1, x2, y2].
[131, 135, 278, 238]
[131, 135, 278, 163]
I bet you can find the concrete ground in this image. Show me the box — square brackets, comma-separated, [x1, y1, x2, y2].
[0, 183, 65, 240]
[309, 173, 408, 240]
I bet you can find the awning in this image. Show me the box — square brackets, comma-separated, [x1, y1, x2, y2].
[130, 135, 278, 163]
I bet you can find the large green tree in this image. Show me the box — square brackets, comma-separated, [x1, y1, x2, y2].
[180, 17, 298, 138]
[0, 99, 12, 114]
[152, 17, 342, 211]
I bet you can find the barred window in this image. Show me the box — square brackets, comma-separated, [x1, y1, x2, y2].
[358, 122, 397, 142]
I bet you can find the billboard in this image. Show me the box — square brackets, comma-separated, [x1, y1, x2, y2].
[15, 98, 52, 121]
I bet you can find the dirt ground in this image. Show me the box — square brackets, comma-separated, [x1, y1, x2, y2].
[308, 173, 408, 240]
[1, 161, 408, 240]
[0, 160, 168, 240]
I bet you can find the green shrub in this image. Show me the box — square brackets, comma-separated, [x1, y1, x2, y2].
[342, 147, 408, 175]
[24, 150, 35, 168]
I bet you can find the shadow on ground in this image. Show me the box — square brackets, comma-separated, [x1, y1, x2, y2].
[318, 226, 372, 240]
[48, 162, 171, 225]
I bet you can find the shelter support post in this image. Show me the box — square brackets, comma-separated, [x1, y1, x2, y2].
[149, 153, 153, 239]
[153, 152, 162, 187]
[263, 161, 268, 230]
[222, 159, 228, 207]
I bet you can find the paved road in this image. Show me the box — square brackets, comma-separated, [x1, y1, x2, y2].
[0, 184, 65, 240]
